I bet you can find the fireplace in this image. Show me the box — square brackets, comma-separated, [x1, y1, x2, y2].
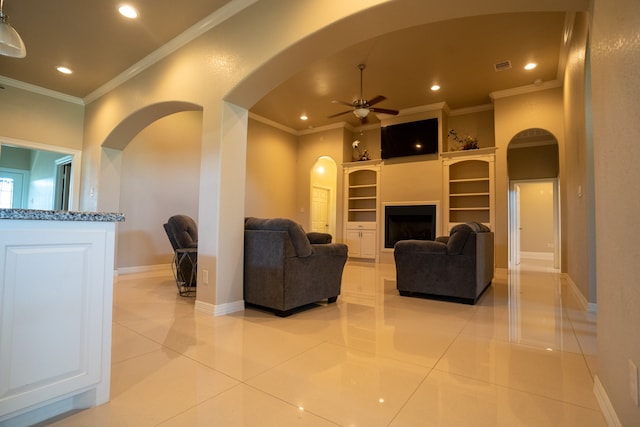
[384, 204, 437, 248]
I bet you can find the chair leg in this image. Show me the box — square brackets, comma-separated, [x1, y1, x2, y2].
[275, 309, 294, 317]
[328, 296, 338, 303]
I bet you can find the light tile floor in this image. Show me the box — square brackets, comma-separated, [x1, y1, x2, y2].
[48, 259, 605, 426]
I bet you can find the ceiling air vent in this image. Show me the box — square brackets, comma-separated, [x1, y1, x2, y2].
[494, 60, 512, 72]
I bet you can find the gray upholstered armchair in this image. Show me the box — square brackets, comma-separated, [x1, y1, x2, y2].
[163, 215, 198, 296]
[244, 217, 348, 316]
[394, 222, 494, 304]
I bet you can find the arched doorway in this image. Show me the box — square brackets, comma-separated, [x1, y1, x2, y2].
[507, 128, 560, 269]
[310, 156, 337, 238]
[100, 102, 204, 273]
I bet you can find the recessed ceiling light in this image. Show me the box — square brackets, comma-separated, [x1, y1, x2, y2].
[300, 114, 308, 121]
[430, 84, 441, 91]
[524, 63, 537, 70]
[56, 66, 73, 74]
[119, 5, 139, 19]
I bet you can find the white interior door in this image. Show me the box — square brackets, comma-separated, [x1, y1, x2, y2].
[311, 186, 330, 233]
[515, 184, 521, 265]
[509, 182, 522, 266]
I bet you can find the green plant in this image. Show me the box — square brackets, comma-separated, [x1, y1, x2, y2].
[448, 129, 479, 150]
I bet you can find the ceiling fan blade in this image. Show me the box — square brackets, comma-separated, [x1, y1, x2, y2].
[331, 99, 354, 107]
[367, 95, 387, 107]
[328, 110, 353, 118]
[370, 107, 399, 115]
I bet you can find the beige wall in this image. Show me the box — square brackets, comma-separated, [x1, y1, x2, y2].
[117, 111, 202, 269]
[591, 0, 640, 423]
[563, 12, 595, 303]
[378, 157, 443, 263]
[0, 85, 84, 151]
[447, 108, 496, 151]
[508, 144, 559, 180]
[348, 127, 381, 162]
[245, 119, 298, 219]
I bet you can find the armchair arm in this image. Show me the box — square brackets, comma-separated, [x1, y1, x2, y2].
[394, 239, 447, 254]
[307, 232, 332, 244]
[311, 243, 348, 257]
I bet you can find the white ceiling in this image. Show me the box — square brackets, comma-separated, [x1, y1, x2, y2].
[0, 1, 570, 132]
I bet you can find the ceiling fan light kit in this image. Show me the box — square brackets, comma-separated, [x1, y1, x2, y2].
[0, 0, 26, 58]
[329, 63, 399, 122]
[353, 108, 370, 119]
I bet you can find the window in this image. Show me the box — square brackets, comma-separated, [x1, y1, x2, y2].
[0, 177, 14, 208]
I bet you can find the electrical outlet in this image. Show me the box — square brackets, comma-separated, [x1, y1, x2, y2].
[630, 359, 639, 407]
[203, 269, 209, 285]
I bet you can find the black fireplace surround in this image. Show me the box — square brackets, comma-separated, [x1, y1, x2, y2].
[384, 204, 437, 249]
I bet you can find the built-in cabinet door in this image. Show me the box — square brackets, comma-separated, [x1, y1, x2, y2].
[345, 228, 376, 259]
[346, 229, 363, 257]
[359, 230, 377, 258]
[0, 225, 111, 419]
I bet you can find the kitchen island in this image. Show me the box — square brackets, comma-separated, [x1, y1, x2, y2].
[0, 209, 124, 426]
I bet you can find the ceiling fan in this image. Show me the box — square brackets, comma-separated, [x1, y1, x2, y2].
[329, 63, 399, 122]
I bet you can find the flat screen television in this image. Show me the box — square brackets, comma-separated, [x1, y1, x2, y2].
[380, 118, 439, 159]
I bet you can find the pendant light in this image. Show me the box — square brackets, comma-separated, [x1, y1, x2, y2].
[0, 0, 26, 58]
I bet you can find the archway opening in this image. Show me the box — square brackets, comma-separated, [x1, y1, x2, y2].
[99, 102, 203, 274]
[507, 128, 560, 270]
[310, 156, 337, 238]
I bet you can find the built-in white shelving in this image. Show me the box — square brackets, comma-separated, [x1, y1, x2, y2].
[442, 149, 496, 231]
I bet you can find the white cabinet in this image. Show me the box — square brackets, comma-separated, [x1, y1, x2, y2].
[0, 219, 116, 426]
[346, 224, 376, 259]
[343, 162, 380, 260]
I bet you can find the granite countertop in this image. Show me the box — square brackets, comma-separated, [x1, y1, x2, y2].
[0, 209, 125, 222]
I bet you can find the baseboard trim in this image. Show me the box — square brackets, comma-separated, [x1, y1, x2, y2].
[195, 299, 245, 316]
[520, 251, 554, 260]
[117, 264, 172, 276]
[494, 268, 508, 282]
[563, 273, 597, 313]
[593, 376, 622, 427]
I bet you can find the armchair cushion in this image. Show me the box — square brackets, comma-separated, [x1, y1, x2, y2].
[245, 217, 312, 257]
[167, 215, 198, 249]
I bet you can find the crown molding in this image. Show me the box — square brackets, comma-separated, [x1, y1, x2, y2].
[490, 79, 562, 101]
[396, 101, 448, 117]
[249, 112, 353, 137]
[248, 112, 298, 135]
[448, 104, 494, 117]
[0, 75, 84, 105]
[298, 121, 350, 136]
[84, 0, 259, 104]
